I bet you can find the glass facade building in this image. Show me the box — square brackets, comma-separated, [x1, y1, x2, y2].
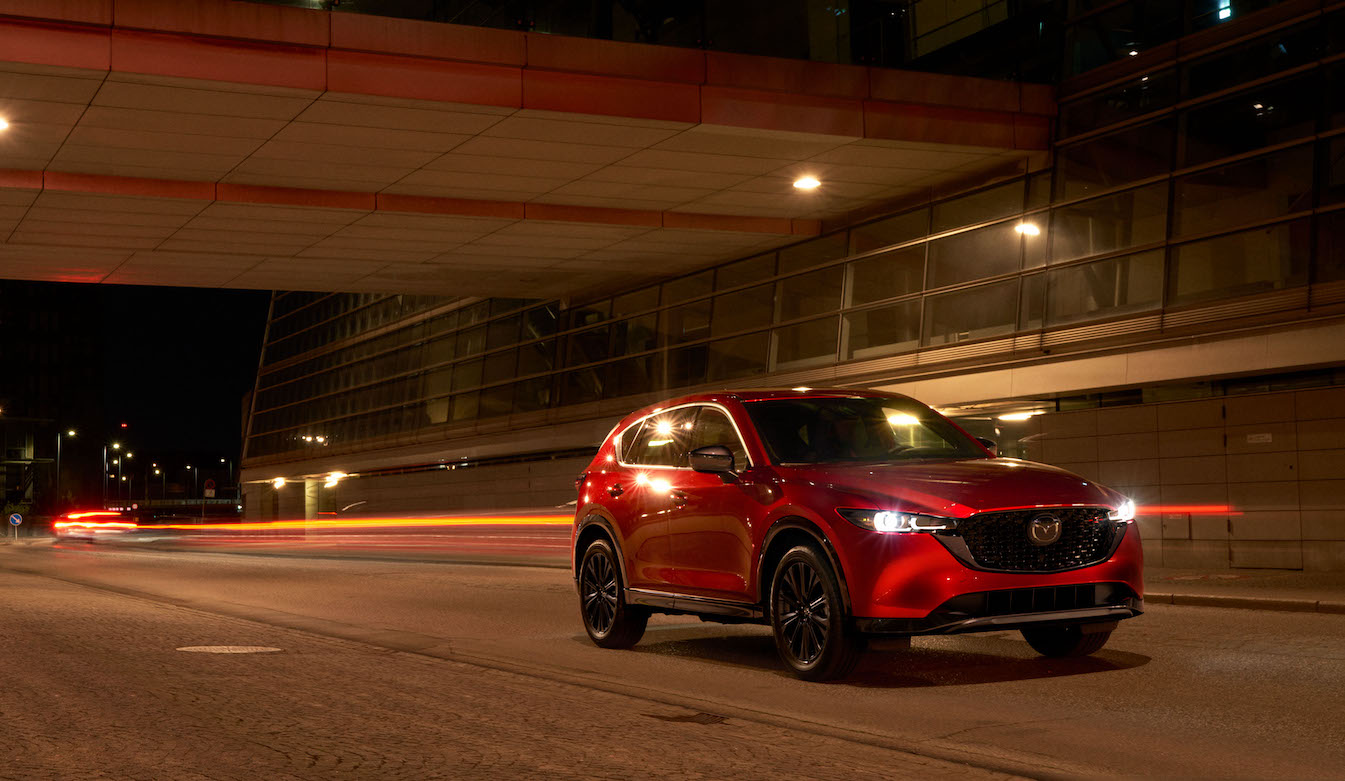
[244, 0, 1345, 569]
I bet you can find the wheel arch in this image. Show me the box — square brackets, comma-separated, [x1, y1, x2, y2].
[757, 517, 852, 619]
[573, 513, 624, 582]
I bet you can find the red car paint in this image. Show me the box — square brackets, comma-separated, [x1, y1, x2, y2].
[573, 389, 1142, 631]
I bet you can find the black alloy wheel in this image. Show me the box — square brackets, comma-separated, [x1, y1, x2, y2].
[578, 538, 647, 648]
[770, 545, 863, 681]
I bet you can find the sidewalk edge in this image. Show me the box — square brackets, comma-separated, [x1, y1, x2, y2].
[1147, 591, 1345, 614]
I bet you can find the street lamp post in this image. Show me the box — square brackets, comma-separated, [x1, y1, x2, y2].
[55, 429, 75, 511]
[104, 442, 121, 507]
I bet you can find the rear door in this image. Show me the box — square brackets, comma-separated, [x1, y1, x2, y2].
[612, 407, 695, 590]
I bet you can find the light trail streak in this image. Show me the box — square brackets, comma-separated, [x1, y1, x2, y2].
[149, 514, 573, 532]
[1137, 504, 1240, 516]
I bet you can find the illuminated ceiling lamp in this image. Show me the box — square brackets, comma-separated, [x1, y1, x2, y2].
[793, 176, 821, 190]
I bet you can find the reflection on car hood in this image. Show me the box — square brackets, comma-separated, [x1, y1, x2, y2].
[794, 458, 1122, 517]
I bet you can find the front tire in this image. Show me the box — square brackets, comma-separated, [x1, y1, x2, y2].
[770, 545, 863, 681]
[1022, 625, 1112, 657]
[578, 538, 647, 649]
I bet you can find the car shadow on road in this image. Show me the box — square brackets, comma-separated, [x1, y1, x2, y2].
[628, 632, 1150, 687]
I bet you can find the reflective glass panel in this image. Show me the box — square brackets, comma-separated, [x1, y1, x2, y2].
[778, 267, 843, 320]
[1169, 219, 1311, 304]
[566, 325, 610, 365]
[850, 208, 930, 254]
[1322, 136, 1345, 206]
[927, 221, 1023, 288]
[1056, 119, 1174, 201]
[1051, 182, 1168, 263]
[1183, 21, 1322, 99]
[922, 279, 1019, 345]
[932, 181, 1024, 233]
[607, 354, 663, 398]
[1181, 74, 1319, 168]
[1174, 144, 1314, 238]
[668, 344, 708, 387]
[1317, 210, 1345, 282]
[847, 246, 924, 306]
[778, 233, 847, 273]
[514, 377, 553, 412]
[612, 287, 658, 317]
[712, 284, 775, 336]
[707, 332, 770, 381]
[1060, 69, 1177, 138]
[663, 300, 711, 345]
[844, 300, 920, 360]
[1047, 251, 1164, 325]
[662, 271, 713, 305]
[716, 253, 775, 290]
[773, 316, 839, 369]
[611, 314, 659, 356]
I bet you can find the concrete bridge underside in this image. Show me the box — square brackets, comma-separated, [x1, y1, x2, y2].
[0, 0, 1052, 297]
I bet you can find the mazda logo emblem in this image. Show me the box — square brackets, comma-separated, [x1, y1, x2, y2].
[1028, 515, 1062, 546]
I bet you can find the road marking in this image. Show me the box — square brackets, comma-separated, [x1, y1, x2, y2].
[176, 645, 283, 654]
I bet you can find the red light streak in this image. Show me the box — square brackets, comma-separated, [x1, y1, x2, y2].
[1137, 504, 1238, 516]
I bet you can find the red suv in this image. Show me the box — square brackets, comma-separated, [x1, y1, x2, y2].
[572, 389, 1143, 680]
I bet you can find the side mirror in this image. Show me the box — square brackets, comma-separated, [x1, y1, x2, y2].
[689, 445, 735, 478]
[976, 437, 998, 456]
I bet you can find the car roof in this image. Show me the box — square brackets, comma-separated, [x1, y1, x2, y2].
[623, 388, 905, 419]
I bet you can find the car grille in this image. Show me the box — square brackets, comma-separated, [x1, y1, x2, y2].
[953, 507, 1115, 572]
[937, 583, 1137, 617]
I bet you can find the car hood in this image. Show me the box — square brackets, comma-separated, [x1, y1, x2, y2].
[792, 458, 1123, 518]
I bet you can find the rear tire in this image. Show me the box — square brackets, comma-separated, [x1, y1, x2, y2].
[770, 545, 863, 681]
[578, 538, 647, 649]
[1022, 625, 1111, 657]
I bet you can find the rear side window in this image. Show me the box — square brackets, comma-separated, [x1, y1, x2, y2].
[621, 408, 696, 467]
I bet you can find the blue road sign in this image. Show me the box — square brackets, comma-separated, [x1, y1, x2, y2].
[7, 513, 21, 526]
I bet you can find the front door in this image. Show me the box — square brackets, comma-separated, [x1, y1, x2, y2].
[666, 406, 763, 602]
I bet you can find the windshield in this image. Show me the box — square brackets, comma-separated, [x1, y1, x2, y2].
[743, 396, 986, 464]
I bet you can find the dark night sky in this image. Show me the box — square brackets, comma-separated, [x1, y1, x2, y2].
[97, 285, 271, 458]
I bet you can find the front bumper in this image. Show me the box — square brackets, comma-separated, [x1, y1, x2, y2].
[834, 520, 1144, 619]
[855, 582, 1143, 635]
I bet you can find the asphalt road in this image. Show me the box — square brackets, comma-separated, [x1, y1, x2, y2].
[3, 541, 1344, 780]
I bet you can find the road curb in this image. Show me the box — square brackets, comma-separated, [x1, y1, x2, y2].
[1147, 591, 1341, 614]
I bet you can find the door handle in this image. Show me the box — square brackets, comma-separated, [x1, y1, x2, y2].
[670, 489, 687, 507]
[608, 483, 624, 498]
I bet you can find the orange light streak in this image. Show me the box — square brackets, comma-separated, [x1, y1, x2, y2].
[65, 511, 124, 519]
[55, 521, 138, 530]
[150, 514, 574, 532]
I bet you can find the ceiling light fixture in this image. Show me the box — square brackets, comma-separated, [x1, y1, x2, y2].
[0, 119, 9, 131]
[1014, 222, 1041, 236]
[793, 176, 821, 190]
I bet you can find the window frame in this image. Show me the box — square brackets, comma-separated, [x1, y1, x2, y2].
[614, 402, 755, 471]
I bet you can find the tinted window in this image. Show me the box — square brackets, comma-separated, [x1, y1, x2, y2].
[744, 397, 984, 464]
[622, 408, 696, 467]
[689, 407, 749, 469]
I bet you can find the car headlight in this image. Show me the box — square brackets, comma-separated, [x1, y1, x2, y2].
[1108, 498, 1136, 523]
[837, 508, 956, 533]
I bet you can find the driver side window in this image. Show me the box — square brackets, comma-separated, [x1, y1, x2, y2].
[688, 407, 750, 470]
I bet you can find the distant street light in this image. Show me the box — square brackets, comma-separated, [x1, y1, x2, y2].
[55, 429, 76, 511]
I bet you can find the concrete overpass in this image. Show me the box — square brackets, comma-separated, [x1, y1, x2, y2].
[0, 0, 1052, 297]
